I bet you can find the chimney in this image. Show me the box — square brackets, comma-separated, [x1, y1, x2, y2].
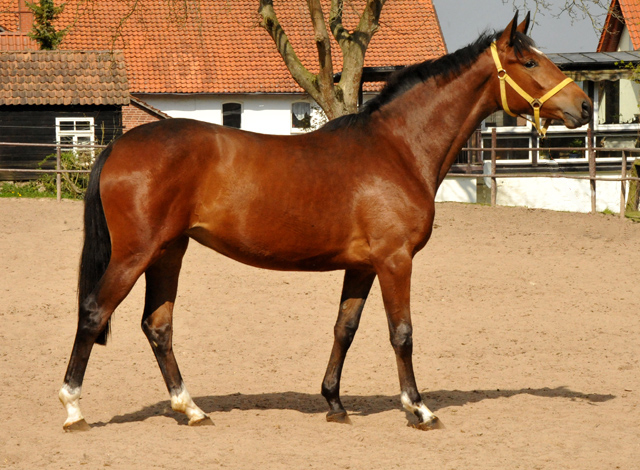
[17, 0, 33, 33]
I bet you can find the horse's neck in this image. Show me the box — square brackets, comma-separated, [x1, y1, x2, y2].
[379, 54, 497, 194]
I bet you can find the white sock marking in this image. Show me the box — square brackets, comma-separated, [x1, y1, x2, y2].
[401, 392, 436, 422]
[171, 384, 208, 424]
[59, 384, 85, 426]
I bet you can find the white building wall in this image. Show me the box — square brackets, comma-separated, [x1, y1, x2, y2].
[435, 177, 477, 203]
[484, 174, 626, 213]
[138, 93, 310, 135]
[618, 27, 632, 51]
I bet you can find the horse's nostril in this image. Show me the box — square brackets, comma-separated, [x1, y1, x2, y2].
[582, 100, 592, 119]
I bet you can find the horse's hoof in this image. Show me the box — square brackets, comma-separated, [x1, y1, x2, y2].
[63, 419, 91, 432]
[410, 416, 444, 431]
[326, 410, 352, 424]
[189, 415, 214, 427]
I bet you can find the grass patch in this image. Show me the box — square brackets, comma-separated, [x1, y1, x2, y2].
[0, 181, 56, 198]
[0, 151, 90, 200]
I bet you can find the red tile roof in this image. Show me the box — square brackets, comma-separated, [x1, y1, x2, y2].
[0, 12, 18, 31]
[0, 50, 129, 105]
[0, 31, 36, 50]
[50, 0, 445, 94]
[598, 0, 640, 51]
[619, 0, 640, 49]
[0, 0, 37, 49]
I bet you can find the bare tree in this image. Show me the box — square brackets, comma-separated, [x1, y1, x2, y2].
[258, 0, 386, 120]
[504, 0, 611, 32]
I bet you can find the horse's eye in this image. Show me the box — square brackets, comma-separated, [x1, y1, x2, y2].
[524, 60, 538, 69]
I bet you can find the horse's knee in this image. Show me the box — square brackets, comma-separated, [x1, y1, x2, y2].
[321, 379, 337, 400]
[390, 322, 413, 351]
[141, 319, 172, 352]
[334, 320, 358, 348]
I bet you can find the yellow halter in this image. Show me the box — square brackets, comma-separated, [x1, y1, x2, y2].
[490, 42, 573, 137]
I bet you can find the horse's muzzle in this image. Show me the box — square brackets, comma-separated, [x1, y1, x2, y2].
[563, 99, 592, 129]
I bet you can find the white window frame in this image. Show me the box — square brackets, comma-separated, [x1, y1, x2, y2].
[291, 101, 311, 133]
[55, 117, 95, 161]
[593, 79, 640, 132]
[537, 134, 588, 163]
[480, 134, 533, 164]
[481, 110, 533, 135]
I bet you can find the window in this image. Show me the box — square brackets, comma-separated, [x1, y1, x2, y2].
[596, 135, 639, 159]
[56, 117, 95, 162]
[539, 135, 586, 160]
[222, 102, 242, 128]
[482, 136, 530, 161]
[291, 102, 311, 130]
[600, 81, 620, 124]
[484, 110, 522, 128]
[598, 79, 640, 125]
[484, 109, 533, 130]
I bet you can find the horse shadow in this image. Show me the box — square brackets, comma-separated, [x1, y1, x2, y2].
[91, 386, 615, 428]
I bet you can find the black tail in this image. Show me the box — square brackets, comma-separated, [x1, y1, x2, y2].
[78, 143, 114, 346]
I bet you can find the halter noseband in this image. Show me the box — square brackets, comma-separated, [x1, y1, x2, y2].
[490, 42, 573, 137]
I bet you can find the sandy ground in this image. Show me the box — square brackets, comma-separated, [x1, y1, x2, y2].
[0, 198, 639, 469]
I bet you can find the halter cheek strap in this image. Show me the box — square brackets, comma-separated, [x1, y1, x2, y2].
[490, 42, 573, 137]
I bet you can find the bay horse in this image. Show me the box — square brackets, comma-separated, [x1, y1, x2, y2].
[59, 12, 591, 431]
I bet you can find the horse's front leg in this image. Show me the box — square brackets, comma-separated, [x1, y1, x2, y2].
[375, 251, 442, 430]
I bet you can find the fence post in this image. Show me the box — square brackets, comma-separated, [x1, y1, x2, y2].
[588, 127, 596, 213]
[620, 151, 627, 219]
[56, 145, 62, 202]
[491, 127, 497, 206]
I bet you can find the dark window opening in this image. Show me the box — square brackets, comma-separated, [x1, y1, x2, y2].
[539, 135, 585, 159]
[482, 137, 530, 160]
[222, 103, 242, 128]
[292, 102, 311, 129]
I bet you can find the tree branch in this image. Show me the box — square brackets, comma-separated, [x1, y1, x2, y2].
[258, 0, 387, 118]
[329, 0, 350, 44]
[354, 0, 384, 37]
[336, 0, 386, 112]
[504, 0, 608, 33]
[306, 0, 334, 95]
[258, 0, 316, 93]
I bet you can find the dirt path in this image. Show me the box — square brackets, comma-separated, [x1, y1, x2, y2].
[1, 198, 639, 469]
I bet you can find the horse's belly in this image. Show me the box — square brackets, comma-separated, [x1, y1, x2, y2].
[186, 221, 370, 272]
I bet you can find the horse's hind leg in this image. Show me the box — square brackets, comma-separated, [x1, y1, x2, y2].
[321, 269, 376, 423]
[141, 236, 211, 426]
[60, 254, 149, 431]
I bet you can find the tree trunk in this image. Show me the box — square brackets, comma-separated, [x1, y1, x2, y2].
[258, 0, 385, 120]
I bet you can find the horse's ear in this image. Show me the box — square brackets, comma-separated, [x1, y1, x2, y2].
[518, 11, 531, 35]
[497, 11, 519, 48]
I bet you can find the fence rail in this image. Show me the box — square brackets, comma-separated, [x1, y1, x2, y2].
[0, 142, 104, 202]
[1, 136, 639, 218]
[463, 128, 640, 218]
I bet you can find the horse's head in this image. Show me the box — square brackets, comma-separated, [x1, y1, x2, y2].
[491, 12, 592, 134]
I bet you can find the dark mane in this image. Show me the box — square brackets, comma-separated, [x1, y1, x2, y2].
[321, 30, 535, 131]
